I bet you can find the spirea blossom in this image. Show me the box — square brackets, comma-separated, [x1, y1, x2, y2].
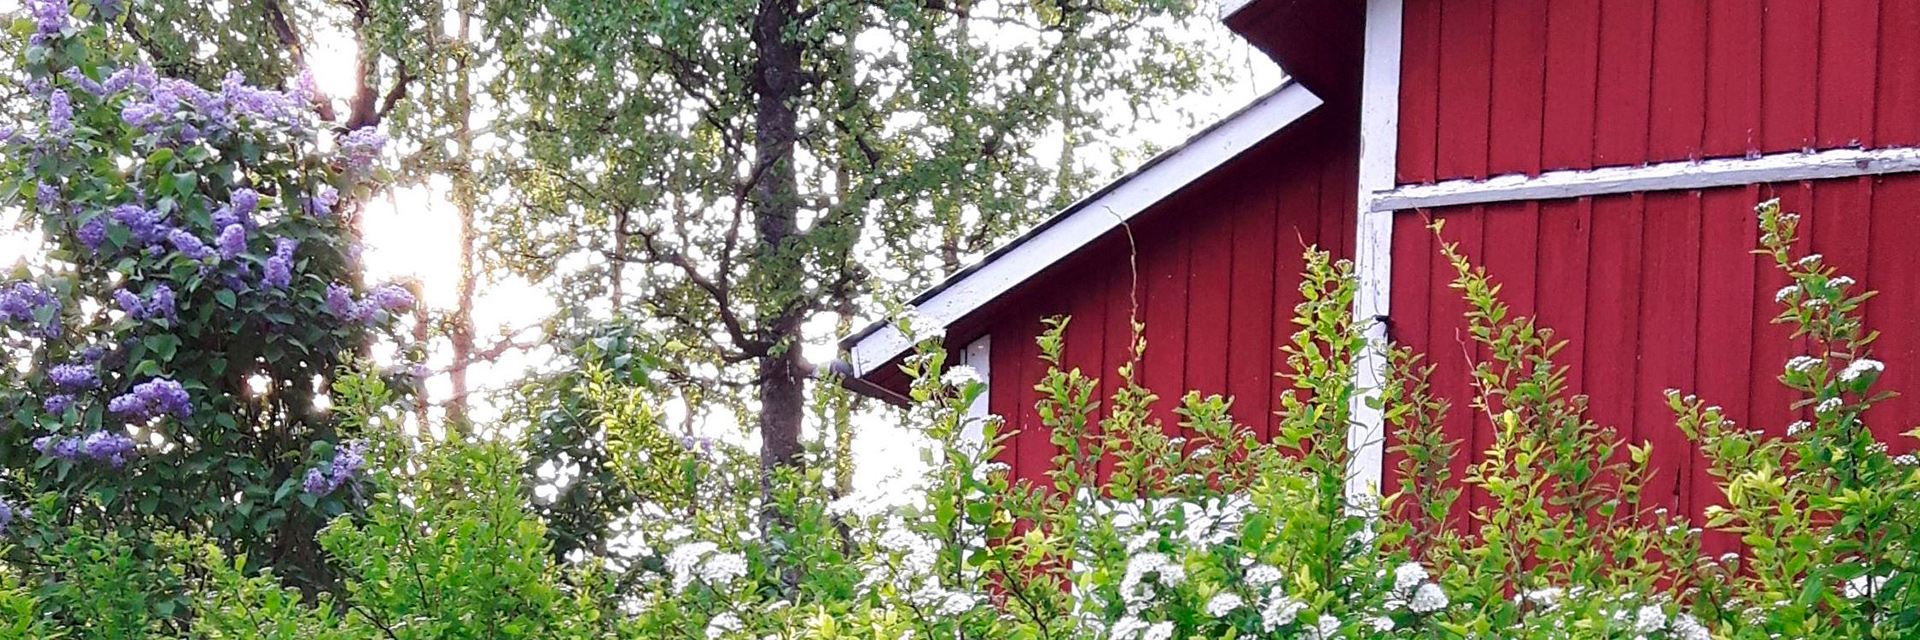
[1204, 592, 1245, 617]
[703, 612, 740, 640]
[1816, 397, 1844, 415]
[940, 364, 982, 387]
[699, 552, 748, 586]
[1392, 561, 1430, 594]
[1839, 358, 1885, 383]
[1408, 582, 1450, 613]
[1245, 564, 1283, 587]
[1261, 596, 1306, 631]
[1785, 355, 1820, 374]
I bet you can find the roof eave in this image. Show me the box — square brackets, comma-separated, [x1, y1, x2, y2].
[835, 81, 1324, 387]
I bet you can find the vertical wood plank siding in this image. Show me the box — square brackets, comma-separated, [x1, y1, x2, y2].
[980, 114, 1359, 483]
[1386, 175, 1920, 529]
[1399, 0, 1920, 183]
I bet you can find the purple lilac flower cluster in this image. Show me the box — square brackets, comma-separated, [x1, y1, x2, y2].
[108, 378, 191, 422]
[34, 431, 138, 467]
[115, 284, 176, 322]
[0, 499, 21, 537]
[304, 440, 369, 496]
[339, 127, 388, 175]
[28, 0, 68, 45]
[325, 283, 416, 324]
[47, 362, 98, 389]
[264, 237, 297, 289]
[0, 282, 62, 338]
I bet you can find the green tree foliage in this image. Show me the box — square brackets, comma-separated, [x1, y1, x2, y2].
[478, 0, 1224, 500]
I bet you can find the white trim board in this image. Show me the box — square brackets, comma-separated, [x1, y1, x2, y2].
[1220, 0, 1259, 19]
[843, 83, 1324, 379]
[1372, 146, 1920, 212]
[1346, 0, 1402, 505]
[959, 336, 991, 447]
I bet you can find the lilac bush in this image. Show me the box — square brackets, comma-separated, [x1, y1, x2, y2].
[0, 0, 415, 590]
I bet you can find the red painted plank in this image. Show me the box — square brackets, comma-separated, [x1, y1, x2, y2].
[1141, 214, 1191, 434]
[1866, 174, 1920, 450]
[1647, 0, 1707, 161]
[1876, 0, 1920, 146]
[1811, 178, 1874, 304]
[1435, 0, 1495, 180]
[1062, 259, 1108, 485]
[1099, 244, 1140, 485]
[990, 318, 1023, 475]
[1816, 0, 1878, 149]
[1593, 0, 1656, 166]
[1760, 0, 1819, 153]
[1227, 181, 1280, 438]
[1016, 300, 1061, 489]
[1383, 210, 1436, 504]
[1272, 157, 1324, 433]
[1693, 185, 1762, 555]
[1480, 201, 1541, 322]
[1186, 193, 1236, 404]
[1535, 198, 1594, 397]
[1541, 0, 1603, 171]
[1583, 195, 1645, 458]
[1398, 0, 1443, 184]
[1487, 0, 1548, 176]
[1704, 0, 1764, 158]
[1634, 191, 1703, 516]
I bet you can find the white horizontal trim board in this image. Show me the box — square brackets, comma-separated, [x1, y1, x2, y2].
[844, 83, 1323, 379]
[1371, 146, 1920, 212]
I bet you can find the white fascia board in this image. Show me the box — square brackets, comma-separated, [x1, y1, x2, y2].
[1220, 0, 1260, 20]
[1373, 146, 1920, 212]
[1347, 0, 1402, 505]
[845, 83, 1323, 379]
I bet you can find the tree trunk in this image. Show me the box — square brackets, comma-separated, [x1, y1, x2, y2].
[750, 0, 807, 478]
[446, 0, 479, 432]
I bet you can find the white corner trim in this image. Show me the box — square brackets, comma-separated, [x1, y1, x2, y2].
[845, 83, 1324, 379]
[1372, 146, 1920, 212]
[1347, 0, 1402, 505]
[959, 335, 992, 447]
[1220, 0, 1259, 20]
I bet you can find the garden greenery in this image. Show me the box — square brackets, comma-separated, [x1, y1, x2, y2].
[3, 3, 1919, 639]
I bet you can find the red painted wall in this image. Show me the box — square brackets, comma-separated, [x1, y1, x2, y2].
[1397, 0, 1920, 185]
[1386, 175, 1920, 551]
[973, 110, 1358, 485]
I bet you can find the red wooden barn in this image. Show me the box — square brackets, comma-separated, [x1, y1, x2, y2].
[836, 0, 1920, 534]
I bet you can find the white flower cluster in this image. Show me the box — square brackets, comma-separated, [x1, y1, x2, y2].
[1786, 355, 1821, 374]
[666, 541, 748, 592]
[704, 612, 741, 640]
[1203, 592, 1244, 617]
[1109, 617, 1174, 640]
[1385, 562, 1450, 615]
[1120, 552, 1186, 608]
[940, 364, 982, 388]
[1839, 358, 1885, 383]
